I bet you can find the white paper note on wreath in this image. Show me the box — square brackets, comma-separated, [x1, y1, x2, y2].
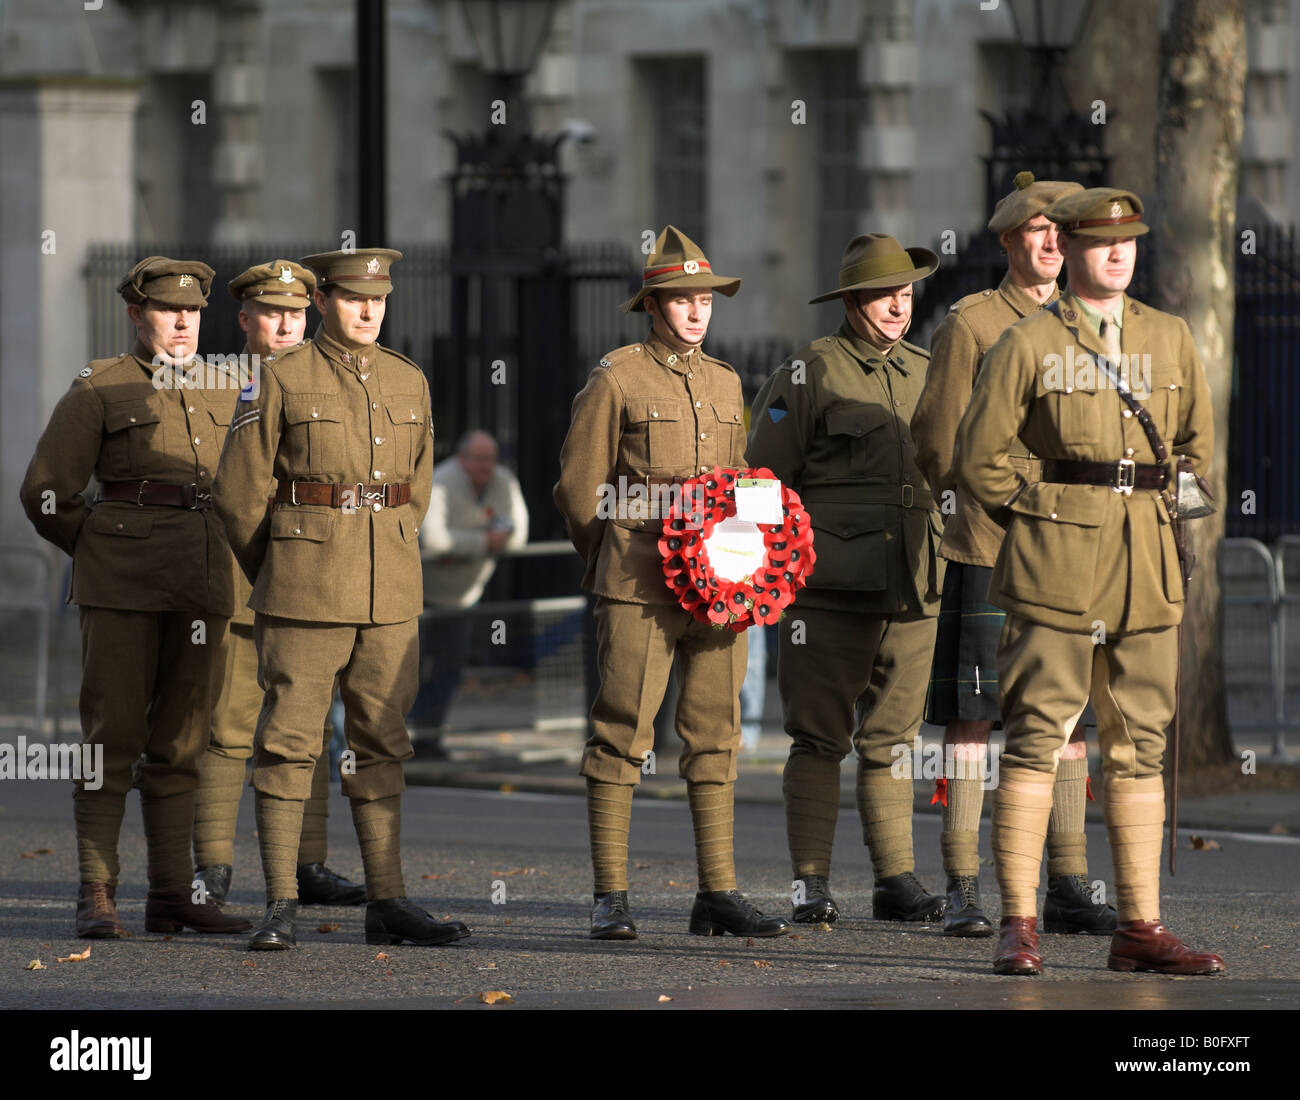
[734, 478, 783, 524]
[705, 516, 768, 583]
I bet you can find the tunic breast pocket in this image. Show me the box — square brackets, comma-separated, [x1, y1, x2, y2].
[282, 394, 344, 477]
[625, 398, 685, 470]
[1142, 365, 1181, 442]
[824, 403, 888, 475]
[102, 399, 165, 474]
[385, 399, 426, 476]
[711, 402, 745, 464]
[1038, 385, 1103, 447]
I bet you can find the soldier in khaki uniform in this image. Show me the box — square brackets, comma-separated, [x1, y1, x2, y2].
[20, 257, 250, 938]
[912, 173, 1115, 937]
[193, 260, 365, 909]
[213, 248, 469, 950]
[748, 235, 946, 924]
[554, 226, 792, 941]
[955, 188, 1224, 975]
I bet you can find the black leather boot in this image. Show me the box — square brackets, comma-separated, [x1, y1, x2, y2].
[365, 897, 471, 946]
[689, 890, 794, 937]
[194, 864, 232, 906]
[1044, 874, 1118, 934]
[248, 898, 298, 950]
[792, 875, 840, 924]
[872, 872, 947, 921]
[296, 862, 367, 906]
[590, 891, 637, 940]
[942, 875, 994, 937]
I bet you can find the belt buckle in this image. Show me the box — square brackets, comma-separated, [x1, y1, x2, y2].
[135, 480, 148, 507]
[190, 485, 211, 510]
[1113, 458, 1136, 495]
[361, 483, 384, 511]
[290, 480, 299, 506]
[901, 484, 914, 508]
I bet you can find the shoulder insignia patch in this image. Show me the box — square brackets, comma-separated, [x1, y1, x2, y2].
[767, 395, 789, 424]
[79, 367, 93, 378]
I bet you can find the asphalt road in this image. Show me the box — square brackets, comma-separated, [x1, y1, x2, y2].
[2, 779, 1297, 1013]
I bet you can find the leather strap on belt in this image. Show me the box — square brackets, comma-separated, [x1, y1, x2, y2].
[272, 480, 411, 509]
[1042, 459, 1168, 492]
[100, 480, 212, 510]
[803, 485, 934, 509]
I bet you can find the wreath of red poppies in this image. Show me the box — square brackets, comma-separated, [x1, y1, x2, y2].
[657, 466, 815, 630]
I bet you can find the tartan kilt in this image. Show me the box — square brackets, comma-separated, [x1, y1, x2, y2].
[922, 562, 1005, 725]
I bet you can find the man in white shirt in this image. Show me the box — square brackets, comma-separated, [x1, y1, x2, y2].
[412, 431, 529, 757]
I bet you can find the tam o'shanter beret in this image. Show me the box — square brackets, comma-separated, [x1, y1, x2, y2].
[117, 256, 215, 307]
[987, 171, 1085, 235]
[228, 260, 317, 308]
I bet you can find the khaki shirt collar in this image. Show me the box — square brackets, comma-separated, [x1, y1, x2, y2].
[836, 319, 909, 376]
[1066, 290, 1125, 339]
[129, 338, 199, 376]
[998, 273, 1058, 319]
[644, 332, 699, 374]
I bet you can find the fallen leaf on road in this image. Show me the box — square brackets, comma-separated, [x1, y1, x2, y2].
[478, 963, 498, 969]
[56, 947, 91, 963]
[504, 918, 512, 925]
[657, 995, 673, 1002]
[635, 862, 652, 869]
[1189, 835, 1222, 851]
[26, 960, 45, 971]
[717, 960, 729, 967]
[491, 868, 537, 876]
[498, 784, 516, 793]
[746, 938, 755, 947]
[317, 923, 340, 933]
[479, 990, 514, 1005]
[753, 960, 772, 969]
[666, 880, 695, 888]
[420, 870, 457, 879]
[374, 952, 389, 961]
[789, 934, 802, 941]
[242, 960, 256, 969]
[1268, 822, 1289, 835]
[814, 922, 834, 932]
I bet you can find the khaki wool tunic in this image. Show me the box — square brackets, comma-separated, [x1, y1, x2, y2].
[912, 275, 1049, 567]
[955, 292, 1214, 635]
[213, 325, 432, 624]
[747, 321, 944, 614]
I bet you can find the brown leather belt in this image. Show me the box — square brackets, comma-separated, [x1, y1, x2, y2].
[272, 480, 411, 509]
[100, 480, 212, 510]
[1042, 459, 1169, 492]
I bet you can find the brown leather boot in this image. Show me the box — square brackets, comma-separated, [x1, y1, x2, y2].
[76, 883, 125, 939]
[993, 915, 1043, 975]
[145, 887, 251, 934]
[1107, 921, 1225, 975]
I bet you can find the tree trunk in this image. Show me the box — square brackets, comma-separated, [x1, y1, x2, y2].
[1151, 0, 1246, 769]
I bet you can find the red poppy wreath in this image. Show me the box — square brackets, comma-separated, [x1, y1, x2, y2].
[657, 466, 815, 631]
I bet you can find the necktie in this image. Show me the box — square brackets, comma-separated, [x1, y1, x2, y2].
[1100, 312, 1123, 376]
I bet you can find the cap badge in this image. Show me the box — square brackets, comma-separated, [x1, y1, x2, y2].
[278, 266, 294, 283]
[366, 258, 380, 274]
[1111, 202, 1123, 218]
[683, 260, 700, 275]
[178, 274, 193, 288]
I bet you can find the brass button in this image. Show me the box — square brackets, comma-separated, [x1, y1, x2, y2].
[651, 411, 659, 418]
[199, 469, 208, 479]
[1124, 448, 1134, 458]
[187, 405, 195, 413]
[371, 502, 382, 513]
[668, 354, 678, 364]
[115, 522, 124, 531]
[311, 410, 319, 418]
[699, 433, 707, 441]
[1168, 383, 1176, 390]
[700, 465, 708, 472]
[894, 399, 903, 407]
[374, 470, 382, 478]
[733, 413, 740, 421]
[193, 437, 201, 445]
[372, 402, 378, 410]
[1122, 409, 1133, 418]
[374, 436, 385, 445]
[1049, 512, 1058, 520]
[695, 401, 702, 408]
[1064, 387, 1073, 394]
[687, 372, 694, 380]
[855, 427, 863, 435]
[129, 416, 137, 423]
[360, 372, 370, 381]
[294, 526, 302, 535]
